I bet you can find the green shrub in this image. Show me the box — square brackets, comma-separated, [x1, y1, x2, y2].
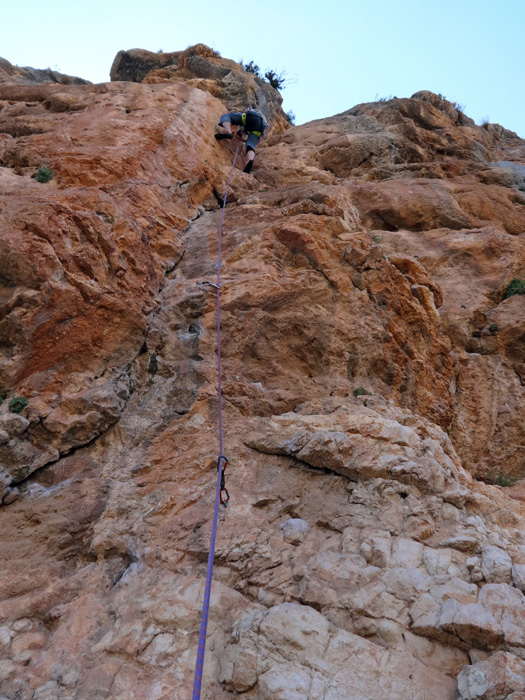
[8, 396, 29, 413]
[242, 60, 261, 76]
[264, 69, 286, 90]
[495, 473, 517, 487]
[241, 60, 287, 90]
[286, 110, 296, 125]
[353, 387, 371, 397]
[35, 166, 53, 183]
[488, 323, 499, 333]
[504, 278, 525, 299]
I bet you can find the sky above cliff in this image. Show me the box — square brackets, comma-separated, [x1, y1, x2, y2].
[3, 0, 524, 137]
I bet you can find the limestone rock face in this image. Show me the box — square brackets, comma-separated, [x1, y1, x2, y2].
[0, 77, 243, 489]
[257, 92, 525, 481]
[0, 47, 524, 700]
[458, 652, 525, 699]
[220, 603, 456, 699]
[0, 56, 89, 86]
[110, 44, 290, 132]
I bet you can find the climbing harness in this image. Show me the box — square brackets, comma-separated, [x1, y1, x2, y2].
[241, 108, 269, 137]
[191, 143, 240, 700]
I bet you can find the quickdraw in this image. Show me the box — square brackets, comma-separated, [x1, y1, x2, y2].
[218, 455, 230, 506]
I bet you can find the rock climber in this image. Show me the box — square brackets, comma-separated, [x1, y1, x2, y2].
[215, 108, 269, 174]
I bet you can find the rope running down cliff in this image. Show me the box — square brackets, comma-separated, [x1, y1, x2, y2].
[191, 142, 239, 700]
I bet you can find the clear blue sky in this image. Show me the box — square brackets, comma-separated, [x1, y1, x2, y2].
[2, 0, 524, 137]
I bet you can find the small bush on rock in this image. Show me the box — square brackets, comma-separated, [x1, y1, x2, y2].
[241, 60, 287, 91]
[495, 473, 517, 487]
[8, 396, 29, 413]
[264, 69, 286, 91]
[34, 166, 53, 183]
[353, 387, 371, 397]
[242, 60, 261, 76]
[504, 278, 525, 299]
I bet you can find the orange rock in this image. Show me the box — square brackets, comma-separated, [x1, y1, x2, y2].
[0, 50, 524, 700]
[111, 44, 290, 133]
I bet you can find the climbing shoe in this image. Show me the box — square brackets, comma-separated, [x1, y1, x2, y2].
[243, 160, 253, 174]
[215, 133, 233, 141]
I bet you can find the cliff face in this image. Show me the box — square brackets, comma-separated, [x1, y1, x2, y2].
[0, 57, 90, 86]
[0, 46, 525, 700]
[110, 44, 291, 132]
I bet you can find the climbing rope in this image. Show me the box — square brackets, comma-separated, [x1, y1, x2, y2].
[191, 143, 239, 700]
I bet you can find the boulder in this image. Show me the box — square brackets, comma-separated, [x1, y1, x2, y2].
[458, 652, 525, 699]
[482, 546, 513, 584]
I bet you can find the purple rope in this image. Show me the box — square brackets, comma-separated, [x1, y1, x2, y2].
[192, 142, 240, 700]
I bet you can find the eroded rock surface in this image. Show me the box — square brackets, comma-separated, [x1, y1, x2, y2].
[0, 46, 524, 700]
[0, 56, 89, 86]
[110, 43, 290, 132]
[458, 652, 525, 699]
